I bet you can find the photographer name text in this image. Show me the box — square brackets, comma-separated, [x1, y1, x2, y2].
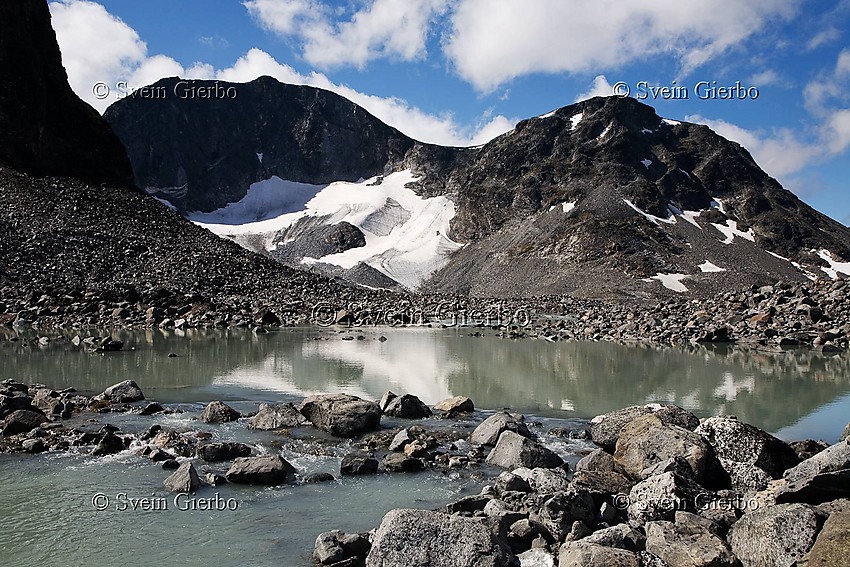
[612, 80, 760, 101]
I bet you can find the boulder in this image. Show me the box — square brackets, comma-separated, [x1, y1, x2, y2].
[841, 422, 850, 442]
[494, 471, 532, 494]
[388, 428, 415, 452]
[789, 439, 829, 461]
[365, 508, 514, 567]
[200, 401, 241, 423]
[383, 394, 432, 419]
[472, 412, 532, 446]
[225, 455, 297, 485]
[31, 389, 63, 415]
[301, 472, 335, 484]
[378, 391, 397, 412]
[569, 469, 634, 499]
[717, 458, 773, 494]
[805, 510, 850, 566]
[538, 490, 596, 540]
[783, 438, 850, 484]
[512, 467, 569, 493]
[314, 530, 371, 565]
[300, 394, 381, 438]
[627, 472, 707, 526]
[776, 469, 850, 505]
[92, 432, 125, 456]
[382, 453, 425, 472]
[163, 462, 201, 493]
[97, 380, 145, 403]
[614, 414, 713, 481]
[516, 548, 555, 567]
[558, 542, 639, 567]
[2, 409, 47, 435]
[575, 449, 615, 473]
[246, 402, 305, 430]
[696, 416, 798, 478]
[590, 404, 700, 451]
[582, 524, 646, 551]
[435, 396, 474, 414]
[729, 503, 824, 567]
[198, 442, 252, 462]
[341, 453, 379, 476]
[485, 431, 563, 470]
[644, 519, 737, 567]
[22, 438, 47, 453]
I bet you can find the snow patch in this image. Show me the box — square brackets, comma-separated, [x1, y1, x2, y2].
[539, 110, 557, 119]
[698, 261, 726, 273]
[256, 152, 263, 164]
[562, 201, 576, 213]
[662, 118, 681, 126]
[641, 128, 653, 134]
[597, 124, 612, 140]
[767, 251, 790, 261]
[641, 159, 653, 169]
[644, 273, 689, 293]
[570, 112, 583, 130]
[709, 198, 726, 214]
[816, 249, 850, 279]
[623, 199, 676, 225]
[710, 220, 755, 245]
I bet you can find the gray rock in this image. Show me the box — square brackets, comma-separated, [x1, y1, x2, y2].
[590, 404, 699, 452]
[516, 548, 555, 567]
[511, 467, 569, 493]
[300, 393, 381, 438]
[729, 503, 824, 567]
[789, 439, 829, 461]
[198, 442, 252, 462]
[805, 510, 850, 566]
[776, 468, 850, 505]
[383, 394, 432, 419]
[2, 409, 47, 435]
[382, 453, 425, 472]
[614, 414, 713, 481]
[200, 400, 240, 423]
[486, 431, 563, 469]
[389, 428, 415, 452]
[582, 524, 646, 551]
[434, 396, 474, 414]
[314, 530, 371, 565]
[841, 423, 850, 442]
[627, 472, 707, 526]
[365, 508, 514, 567]
[696, 415, 798, 478]
[31, 389, 63, 415]
[246, 402, 305, 430]
[783, 438, 850, 484]
[494, 471, 532, 494]
[575, 449, 615, 473]
[641, 456, 698, 482]
[538, 490, 596, 540]
[97, 380, 145, 403]
[717, 458, 773, 494]
[341, 453, 379, 476]
[92, 432, 125, 456]
[225, 454, 297, 484]
[378, 391, 397, 412]
[472, 411, 532, 446]
[645, 519, 737, 567]
[163, 461, 201, 493]
[569, 469, 634, 498]
[301, 472, 336, 484]
[558, 542, 640, 567]
[447, 494, 493, 514]
[22, 438, 47, 453]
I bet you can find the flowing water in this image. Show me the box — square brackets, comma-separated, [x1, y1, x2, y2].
[1, 327, 848, 566]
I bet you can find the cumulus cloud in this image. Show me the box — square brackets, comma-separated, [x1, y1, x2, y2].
[574, 75, 614, 102]
[748, 69, 782, 88]
[444, 0, 799, 91]
[50, 2, 513, 147]
[244, 0, 448, 69]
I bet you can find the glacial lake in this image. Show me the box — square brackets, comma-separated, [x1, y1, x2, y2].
[1, 327, 848, 566]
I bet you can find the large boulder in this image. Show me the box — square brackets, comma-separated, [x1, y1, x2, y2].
[696, 416, 798, 478]
[299, 393, 381, 438]
[246, 402, 305, 430]
[485, 431, 563, 470]
[96, 380, 145, 404]
[200, 401, 241, 423]
[383, 394, 432, 419]
[590, 404, 700, 451]
[627, 472, 707, 526]
[645, 519, 737, 567]
[2, 409, 47, 435]
[198, 442, 252, 462]
[614, 414, 713, 481]
[558, 542, 639, 567]
[805, 510, 850, 566]
[728, 503, 824, 567]
[225, 455, 297, 485]
[365, 508, 514, 567]
[163, 461, 201, 493]
[472, 412, 532, 446]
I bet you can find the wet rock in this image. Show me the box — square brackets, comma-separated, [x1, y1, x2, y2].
[590, 404, 699, 452]
[302, 472, 336, 484]
[558, 542, 639, 567]
[365, 508, 514, 567]
[805, 510, 850, 566]
[225, 455, 297, 485]
[31, 389, 63, 415]
[382, 453, 425, 472]
[205, 472, 227, 486]
[22, 438, 47, 453]
[383, 394, 432, 419]
[163, 461, 201, 492]
[139, 402, 164, 416]
[614, 414, 713, 481]
[485, 431, 563, 470]
[696, 415, 799, 478]
[446, 494, 493, 514]
[92, 432, 125, 456]
[200, 401, 241, 423]
[299, 393, 381, 438]
[340, 453, 379, 476]
[314, 530, 371, 565]
[96, 380, 144, 403]
[472, 412, 532, 446]
[728, 503, 824, 567]
[247, 402, 305, 430]
[644, 519, 737, 567]
[434, 396, 474, 414]
[2, 409, 47, 435]
[198, 442, 252, 462]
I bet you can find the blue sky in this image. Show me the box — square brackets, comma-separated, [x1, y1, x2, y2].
[48, 0, 850, 226]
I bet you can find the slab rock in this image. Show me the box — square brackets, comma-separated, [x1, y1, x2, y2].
[383, 394, 432, 419]
[163, 461, 201, 493]
[590, 404, 700, 452]
[728, 503, 824, 567]
[614, 414, 713, 482]
[200, 400, 240, 423]
[486, 431, 563, 470]
[247, 402, 305, 430]
[300, 393, 381, 438]
[645, 519, 737, 567]
[472, 411, 532, 446]
[434, 396, 474, 414]
[365, 508, 514, 567]
[776, 438, 850, 505]
[696, 416, 798, 478]
[225, 454, 297, 485]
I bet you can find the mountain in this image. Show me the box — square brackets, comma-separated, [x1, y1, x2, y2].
[105, 81, 850, 300]
[0, 1, 133, 188]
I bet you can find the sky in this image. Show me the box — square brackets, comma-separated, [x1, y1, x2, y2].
[47, 0, 850, 226]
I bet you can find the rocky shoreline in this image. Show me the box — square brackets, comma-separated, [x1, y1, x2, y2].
[2, 378, 849, 566]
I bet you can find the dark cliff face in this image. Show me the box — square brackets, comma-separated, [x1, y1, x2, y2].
[103, 77, 420, 212]
[0, 0, 134, 188]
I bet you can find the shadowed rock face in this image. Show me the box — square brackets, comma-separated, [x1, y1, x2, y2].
[0, 0, 134, 188]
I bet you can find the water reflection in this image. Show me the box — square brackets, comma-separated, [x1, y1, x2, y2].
[2, 327, 848, 440]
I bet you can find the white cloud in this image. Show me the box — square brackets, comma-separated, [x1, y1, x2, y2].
[807, 27, 841, 51]
[49, 1, 513, 147]
[748, 69, 782, 88]
[575, 75, 614, 102]
[444, 0, 799, 91]
[245, 0, 448, 69]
